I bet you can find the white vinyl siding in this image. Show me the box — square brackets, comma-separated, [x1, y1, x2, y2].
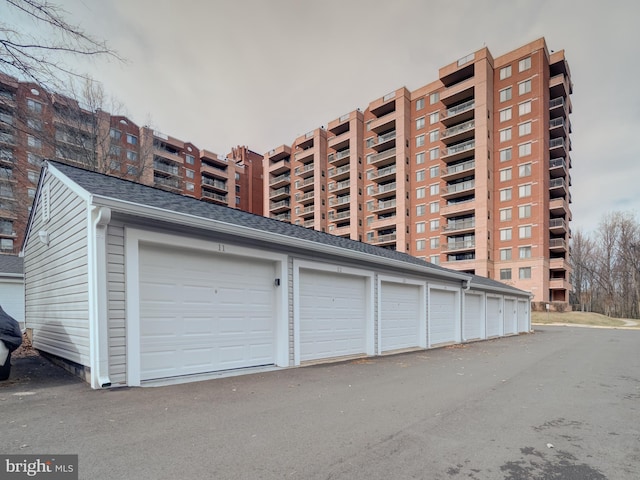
[24, 175, 90, 365]
[107, 222, 127, 385]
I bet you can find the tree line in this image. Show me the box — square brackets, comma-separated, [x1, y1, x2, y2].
[571, 211, 640, 319]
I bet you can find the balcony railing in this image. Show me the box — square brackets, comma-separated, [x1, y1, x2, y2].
[269, 173, 290, 186]
[549, 158, 566, 170]
[294, 163, 315, 176]
[272, 212, 291, 221]
[371, 199, 396, 212]
[295, 191, 315, 202]
[443, 160, 475, 176]
[328, 165, 350, 177]
[154, 176, 181, 189]
[329, 210, 351, 221]
[371, 233, 397, 244]
[270, 200, 290, 210]
[443, 218, 475, 231]
[154, 162, 179, 176]
[329, 180, 350, 192]
[442, 119, 475, 138]
[329, 195, 350, 207]
[443, 99, 474, 119]
[550, 138, 565, 149]
[549, 117, 565, 129]
[371, 182, 397, 195]
[549, 218, 566, 230]
[269, 186, 290, 198]
[550, 178, 566, 189]
[443, 240, 475, 251]
[368, 147, 396, 165]
[202, 177, 227, 190]
[549, 97, 565, 109]
[444, 139, 475, 157]
[549, 238, 567, 249]
[444, 179, 475, 194]
[368, 165, 396, 180]
[328, 149, 350, 163]
[367, 130, 396, 148]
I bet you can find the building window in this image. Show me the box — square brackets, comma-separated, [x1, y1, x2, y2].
[500, 148, 512, 162]
[109, 145, 121, 156]
[416, 117, 425, 130]
[429, 111, 439, 124]
[416, 187, 426, 199]
[519, 204, 532, 219]
[27, 152, 42, 166]
[429, 166, 439, 178]
[126, 150, 138, 162]
[416, 222, 426, 233]
[186, 169, 195, 179]
[519, 100, 532, 116]
[127, 165, 138, 176]
[499, 168, 512, 182]
[416, 152, 425, 164]
[519, 57, 531, 72]
[499, 65, 512, 80]
[26, 99, 42, 113]
[519, 79, 532, 95]
[519, 184, 532, 198]
[499, 87, 512, 102]
[519, 121, 532, 136]
[186, 182, 194, 192]
[429, 130, 439, 142]
[499, 128, 512, 142]
[429, 183, 439, 196]
[430, 237, 440, 249]
[519, 267, 532, 279]
[415, 169, 425, 182]
[430, 255, 440, 265]
[499, 208, 512, 221]
[0, 238, 13, 251]
[27, 135, 42, 149]
[500, 228, 512, 241]
[27, 170, 38, 183]
[429, 148, 439, 161]
[430, 201, 439, 213]
[500, 248, 512, 260]
[500, 188, 512, 201]
[109, 160, 121, 171]
[109, 128, 121, 141]
[126, 134, 138, 145]
[430, 92, 439, 104]
[416, 98, 425, 111]
[500, 268, 512, 280]
[27, 118, 43, 131]
[430, 219, 440, 231]
[186, 154, 195, 165]
[519, 225, 532, 239]
[519, 246, 532, 259]
[519, 163, 532, 177]
[518, 143, 531, 157]
[28, 188, 36, 198]
[499, 108, 512, 122]
[416, 204, 426, 216]
[416, 135, 425, 147]
[416, 239, 426, 251]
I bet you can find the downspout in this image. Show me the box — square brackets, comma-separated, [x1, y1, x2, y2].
[91, 206, 112, 388]
[463, 278, 471, 291]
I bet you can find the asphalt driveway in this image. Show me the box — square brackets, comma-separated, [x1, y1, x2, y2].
[1, 326, 639, 480]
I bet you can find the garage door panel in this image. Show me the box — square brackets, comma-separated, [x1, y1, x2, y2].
[486, 297, 501, 337]
[504, 299, 517, 335]
[381, 282, 421, 352]
[139, 244, 276, 381]
[464, 294, 483, 341]
[429, 289, 458, 346]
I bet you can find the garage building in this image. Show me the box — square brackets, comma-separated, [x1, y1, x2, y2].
[22, 162, 531, 389]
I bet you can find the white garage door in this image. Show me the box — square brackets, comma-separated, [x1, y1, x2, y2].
[429, 289, 458, 346]
[380, 282, 421, 352]
[139, 244, 276, 381]
[0, 281, 24, 326]
[517, 300, 529, 333]
[299, 269, 367, 362]
[463, 293, 483, 341]
[503, 298, 517, 335]
[486, 296, 502, 337]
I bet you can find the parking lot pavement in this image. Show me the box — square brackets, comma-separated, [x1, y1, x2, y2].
[1, 325, 639, 480]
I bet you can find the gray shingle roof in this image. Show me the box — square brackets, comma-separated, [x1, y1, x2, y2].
[0, 254, 23, 275]
[48, 161, 528, 296]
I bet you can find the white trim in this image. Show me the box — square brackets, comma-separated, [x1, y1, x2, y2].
[293, 259, 375, 366]
[125, 227, 288, 387]
[377, 275, 427, 353]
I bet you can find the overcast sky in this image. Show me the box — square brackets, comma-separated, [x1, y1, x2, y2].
[6, 0, 640, 233]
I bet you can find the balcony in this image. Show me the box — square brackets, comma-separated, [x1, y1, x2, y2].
[441, 119, 475, 144]
[549, 197, 570, 217]
[328, 149, 350, 166]
[266, 144, 292, 162]
[295, 190, 315, 205]
[154, 176, 181, 191]
[328, 131, 350, 150]
[368, 165, 396, 182]
[298, 205, 315, 219]
[550, 137, 569, 157]
[549, 177, 568, 198]
[549, 97, 570, 118]
[549, 257, 570, 271]
[271, 212, 291, 222]
[154, 161, 180, 176]
[303, 219, 315, 228]
[550, 73, 572, 98]
[201, 176, 227, 192]
[296, 131, 314, 150]
[0, 132, 15, 146]
[370, 215, 397, 230]
[0, 112, 14, 127]
[367, 111, 396, 134]
[549, 117, 569, 138]
[294, 147, 314, 162]
[370, 182, 397, 198]
[294, 162, 315, 178]
[269, 158, 290, 175]
[331, 224, 352, 237]
[549, 218, 567, 234]
[441, 197, 475, 217]
[201, 190, 227, 204]
[442, 240, 475, 252]
[371, 199, 396, 214]
[0, 149, 14, 165]
[269, 186, 290, 201]
[269, 173, 291, 188]
[295, 176, 315, 192]
[549, 158, 567, 178]
[442, 139, 475, 163]
[329, 179, 350, 194]
[549, 278, 571, 291]
[367, 130, 396, 152]
[442, 179, 475, 199]
[153, 145, 182, 164]
[329, 195, 350, 207]
[367, 147, 396, 168]
[441, 99, 475, 127]
[0, 91, 17, 109]
[371, 233, 397, 246]
[369, 91, 396, 118]
[443, 218, 475, 234]
[328, 164, 350, 181]
[201, 162, 228, 179]
[269, 199, 290, 214]
[329, 210, 351, 221]
[441, 159, 475, 182]
[549, 238, 567, 252]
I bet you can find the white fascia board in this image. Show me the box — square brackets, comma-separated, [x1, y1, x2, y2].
[469, 282, 532, 298]
[89, 194, 472, 284]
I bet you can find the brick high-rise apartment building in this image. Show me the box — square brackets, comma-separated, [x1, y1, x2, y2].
[263, 38, 572, 304]
[0, 71, 263, 254]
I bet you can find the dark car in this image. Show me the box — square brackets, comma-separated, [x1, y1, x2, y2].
[0, 305, 22, 381]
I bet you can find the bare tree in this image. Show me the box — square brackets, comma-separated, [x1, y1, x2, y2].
[1, 0, 119, 89]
